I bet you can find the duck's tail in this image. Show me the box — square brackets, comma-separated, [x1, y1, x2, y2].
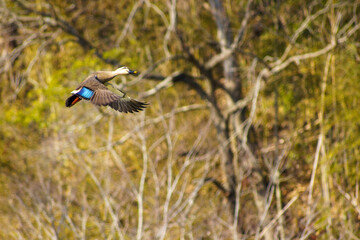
[65, 94, 82, 107]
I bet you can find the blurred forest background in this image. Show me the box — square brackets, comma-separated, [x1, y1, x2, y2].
[1, 0, 360, 239]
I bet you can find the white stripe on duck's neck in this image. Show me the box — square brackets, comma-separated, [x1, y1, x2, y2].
[113, 67, 130, 75]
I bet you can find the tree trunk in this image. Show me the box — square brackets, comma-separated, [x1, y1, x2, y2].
[208, 1, 270, 237]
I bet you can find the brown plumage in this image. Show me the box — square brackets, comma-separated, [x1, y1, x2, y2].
[65, 66, 147, 113]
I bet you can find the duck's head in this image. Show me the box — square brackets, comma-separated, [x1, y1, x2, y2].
[114, 66, 138, 75]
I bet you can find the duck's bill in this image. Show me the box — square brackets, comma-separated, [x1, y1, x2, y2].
[129, 69, 138, 75]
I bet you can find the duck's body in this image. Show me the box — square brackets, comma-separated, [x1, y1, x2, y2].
[66, 66, 147, 113]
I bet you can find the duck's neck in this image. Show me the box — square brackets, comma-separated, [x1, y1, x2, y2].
[95, 70, 118, 83]
[95, 69, 125, 83]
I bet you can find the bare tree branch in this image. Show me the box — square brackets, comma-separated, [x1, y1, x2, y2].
[258, 195, 298, 239]
[205, 0, 253, 69]
[163, 0, 177, 57]
[116, 0, 145, 47]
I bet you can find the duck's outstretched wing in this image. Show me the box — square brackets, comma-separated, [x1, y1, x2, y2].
[108, 98, 147, 113]
[90, 89, 147, 113]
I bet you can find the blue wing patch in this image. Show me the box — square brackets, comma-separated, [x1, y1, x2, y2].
[77, 87, 94, 99]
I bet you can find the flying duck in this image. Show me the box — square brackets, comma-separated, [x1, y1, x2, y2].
[66, 66, 147, 113]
